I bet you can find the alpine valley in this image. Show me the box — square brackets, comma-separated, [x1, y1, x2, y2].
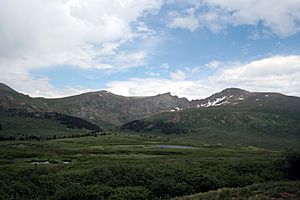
[0, 82, 300, 199]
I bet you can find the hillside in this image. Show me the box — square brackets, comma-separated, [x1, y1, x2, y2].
[0, 108, 103, 140]
[175, 181, 300, 200]
[121, 107, 300, 148]
[0, 83, 51, 112]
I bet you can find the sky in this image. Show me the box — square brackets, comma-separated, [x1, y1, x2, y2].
[1, 0, 300, 100]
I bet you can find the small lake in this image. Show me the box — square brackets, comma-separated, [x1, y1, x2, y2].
[156, 145, 197, 149]
[31, 161, 49, 164]
[31, 160, 71, 164]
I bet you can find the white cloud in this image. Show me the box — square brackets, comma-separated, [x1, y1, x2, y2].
[205, 60, 222, 69]
[170, 70, 187, 81]
[168, 16, 199, 31]
[145, 71, 161, 77]
[168, 0, 300, 37]
[0, 0, 162, 70]
[209, 55, 300, 96]
[105, 55, 300, 100]
[0, 0, 163, 97]
[105, 77, 213, 100]
[168, 8, 200, 31]
[204, 0, 300, 37]
[0, 68, 93, 98]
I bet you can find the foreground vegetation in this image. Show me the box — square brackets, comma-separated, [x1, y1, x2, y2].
[0, 133, 299, 199]
[176, 181, 300, 200]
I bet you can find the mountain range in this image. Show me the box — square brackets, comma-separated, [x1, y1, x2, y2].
[1, 82, 300, 147]
[1, 82, 299, 127]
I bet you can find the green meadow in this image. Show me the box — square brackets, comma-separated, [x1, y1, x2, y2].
[0, 133, 299, 199]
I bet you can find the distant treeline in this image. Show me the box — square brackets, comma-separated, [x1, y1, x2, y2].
[0, 132, 110, 141]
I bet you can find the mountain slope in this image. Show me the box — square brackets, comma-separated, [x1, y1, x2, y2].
[0, 108, 103, 140]
[0, 83, 51, 112]
[122, 107, 300, 135]
[121, 107, 300, 148]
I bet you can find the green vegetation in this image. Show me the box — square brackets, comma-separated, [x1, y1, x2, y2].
[122, 107, 300, 149]
[0, 134, 299, 199]
[1, 83, 300, 199]
[176, 181, 300, 200]
[123, 107, 300, 135]
[0, 109, 102, 140]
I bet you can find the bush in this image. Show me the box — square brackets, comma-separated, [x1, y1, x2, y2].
[109, 187, 152, 200]
[282, 149, 300, 180]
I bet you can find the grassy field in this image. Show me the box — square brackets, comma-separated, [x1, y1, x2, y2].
[0, 133, 298, 199]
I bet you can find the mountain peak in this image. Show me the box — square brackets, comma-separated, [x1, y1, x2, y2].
[159, 92, 172, 96]
[220, 88, 250, 94]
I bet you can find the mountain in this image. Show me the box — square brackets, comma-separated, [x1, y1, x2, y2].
[41, 91, 190, 126]
[191, 88, 300, 111]
[1, 83, 300, 128]
[0, 83, 191, 126]
[0, 83, 103, 139]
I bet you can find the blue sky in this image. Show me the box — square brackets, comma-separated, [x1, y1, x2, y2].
[1, 0, 300, 99]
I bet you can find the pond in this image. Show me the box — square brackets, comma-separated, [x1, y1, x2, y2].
[30, 160, 72, 164]
[31, 160, 50, 164]
[156, 145, 197, 149]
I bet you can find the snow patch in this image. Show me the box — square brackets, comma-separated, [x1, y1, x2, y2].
[201, 96, 227, 107]
[175, 107, 183, 111]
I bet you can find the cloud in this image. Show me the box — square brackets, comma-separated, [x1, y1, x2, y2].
[170, 70, 187, 81]
[205, 60, 222, 69]
[168, 16, 199, 31]
[209, 55, 300, 96]
[0, 68, 93, 98]
[105, 77, 213, 100]
[204, 0, 300, 37]
[167, 8, 200, 31]
[167, 0, 300, 37]
[4, 55, 299, 99]
[105, 55, 300, 100]
[0, 0, 162, 97]
[145, 71, 161, 77]
[0, 0, 162, 70]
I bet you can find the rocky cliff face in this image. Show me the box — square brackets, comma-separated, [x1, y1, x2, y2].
[43, 91, 190, 125]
